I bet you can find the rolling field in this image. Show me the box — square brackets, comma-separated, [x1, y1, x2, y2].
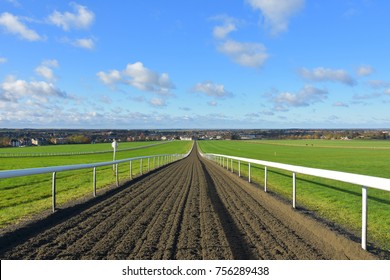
[1, 138, 388, 259]
[0, 141, 192, 229]
[197, 140, 390, 253]
[0, 145, 375, 260]
[0, 141, 163, 156]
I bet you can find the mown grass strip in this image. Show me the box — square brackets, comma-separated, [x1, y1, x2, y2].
[0, 141, 166, 157]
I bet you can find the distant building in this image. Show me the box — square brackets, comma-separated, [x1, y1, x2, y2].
[32, 138, 46, 146]
[180, 136, 192, 141]
[10, 139, 21, 147]
[240, 134, 256, 140]
[52, 138, 68, 145]
[19, 138, 32, 146]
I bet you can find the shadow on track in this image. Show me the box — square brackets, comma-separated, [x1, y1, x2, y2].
[199, 155, 257, 259]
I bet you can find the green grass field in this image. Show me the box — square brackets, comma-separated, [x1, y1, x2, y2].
[0, 141, 192, 228]
[198, 140, 390, 252]
[0, 141, 163, 156]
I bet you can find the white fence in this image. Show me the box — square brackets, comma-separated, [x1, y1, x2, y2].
[0, 142, 168, 158]
[0, 152, 188, 213]
[201, 152, 390, 251]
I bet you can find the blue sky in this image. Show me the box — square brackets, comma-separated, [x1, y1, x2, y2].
[0, 0, 389, 129]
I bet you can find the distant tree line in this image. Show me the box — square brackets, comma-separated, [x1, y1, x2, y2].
[1, 128, 389, 148]
[66, 135, 91, 144]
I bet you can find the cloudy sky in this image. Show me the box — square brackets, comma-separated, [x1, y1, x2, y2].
[0, 0, 389, 129]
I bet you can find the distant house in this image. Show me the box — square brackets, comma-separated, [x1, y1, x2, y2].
[240, 134, 256, 140]
[32, 138, 47, 146]
[10, 139, 21, 147]
[20, 138, 32, 146]
[180, 136, 192, 141]
[52, 138, 68, 145]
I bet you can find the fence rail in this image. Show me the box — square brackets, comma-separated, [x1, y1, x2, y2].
[0, 152, 189, 212]
[0, 141, 168, 158]
[200, 151, 390, 251]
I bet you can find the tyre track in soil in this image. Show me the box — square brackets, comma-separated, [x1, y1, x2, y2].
[0, 145, 376, 260]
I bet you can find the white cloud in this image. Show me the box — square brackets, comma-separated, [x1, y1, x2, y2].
[333, 102, 349, 107]
[99, 95, 112, 104]
[208, 101, 218, 106]
[35, 60, 59, 81]
[61, 37, 96, 50]
[42, 59, 59, 68]
[217, 39, 268, 68]
[0, 76, 67, 103]
[0, 101, 80, 128]
[97, 70, 122, 85]
[35, 65, 55, 81]
[273, 105, 289, 112]
[47, 3, 95, 31]
[212, 15, 238, 39]
[123, 62, 175, 95]
[97, 62, 175, 110]
[0, 106, 252, 129]
[368, 80, 390, 89]
[0, 12, 42, 41]
[245, 112, 261, 118]
[353, 92, 381, 100]
[192, 81, 232, 98]
[0, 57, 7, 64]
[299, 67, 356, 86]
[357, 65, 374, 77]
[149, 97, 166, 107]
[246, 0, 305, 35]
[261, 110, 274, 116]
[211, 14, 268, 69]
[72, 38, 95, 49]
[5, 0, 21, 7]
[384, 89, 390, 96]
[271, 85, 328, 109]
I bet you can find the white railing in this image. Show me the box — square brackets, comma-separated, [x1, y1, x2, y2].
[201, 152, 390, 251]
[0, 153, 188, 213]
[0, 141, 168, 158]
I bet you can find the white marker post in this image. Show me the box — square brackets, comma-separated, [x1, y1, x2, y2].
[112, 139, 118, 171]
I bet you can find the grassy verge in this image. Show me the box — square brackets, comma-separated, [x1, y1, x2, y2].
[0, 141, 192, 228]
[198, 140, 390, 252]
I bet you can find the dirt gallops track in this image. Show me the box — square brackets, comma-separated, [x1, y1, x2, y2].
[0, 145, 375, 260]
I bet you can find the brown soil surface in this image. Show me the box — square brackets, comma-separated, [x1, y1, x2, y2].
[0, 145, 376, 260]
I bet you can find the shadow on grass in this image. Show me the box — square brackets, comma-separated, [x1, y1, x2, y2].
[248, 165, 390, 206]
[220, 163, 390, 259]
